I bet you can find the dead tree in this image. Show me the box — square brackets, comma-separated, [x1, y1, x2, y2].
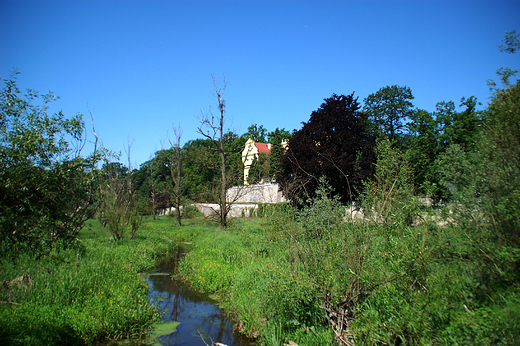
[166, 124, 183, 226]
[197, 76, 231, 230]
[148, 153, 158, 220]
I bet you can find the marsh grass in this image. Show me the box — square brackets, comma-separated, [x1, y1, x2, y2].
[0, 217, 184, 346]
[174, 185, 520, 345]
[8, 206, 514, 345]
[176, 216, 334, 345]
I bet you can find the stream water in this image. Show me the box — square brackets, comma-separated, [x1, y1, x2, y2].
[141, 244, 256, 346]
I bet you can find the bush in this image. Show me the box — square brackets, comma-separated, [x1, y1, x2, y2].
[181, 204, 203, 218]
[0, 71, 100, 257]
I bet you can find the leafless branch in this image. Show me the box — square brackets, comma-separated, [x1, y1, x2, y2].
[196, 75, 232, 230]
[166, 123, 183, 226]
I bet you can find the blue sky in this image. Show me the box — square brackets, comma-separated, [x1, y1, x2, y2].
[1, 0, 519, 167]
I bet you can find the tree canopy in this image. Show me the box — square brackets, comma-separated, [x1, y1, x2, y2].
[0, 71, 99, 255]
[268, 127, 291, 180]
[278, 93, 374, 204]
[246, 124, 268, 143]
[363, 85, 414, 142]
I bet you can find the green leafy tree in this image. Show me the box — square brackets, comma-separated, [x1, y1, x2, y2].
[0, 71, 100, 255]
[436, 97, 481, 152]
[223, 131, 247, 188]
[181, 138, 220, 202]
[406, 97, 480, 198]
[134, 151, 174, 218]
[247, 155, 261, 185]
[430, 82, 520, 344]
[246, 124, 268, 143]
[363, 85, 415, 143]
[488, 30, 520, 92]
[481, 81, 520, 250]
[499, 29, 520, 54]
[433, 100, 456, 149]
[406, 109, 439, 196]
[136, 131, 244, 211]
[146, 155, 164, 219]
[247, 152, 269, 184]
[362, 139, 414, 224]
[268, 127, 291, 180]
[166, 125, 183, 226]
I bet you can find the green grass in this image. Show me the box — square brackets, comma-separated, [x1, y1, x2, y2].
[171, 199, 520, 345]
[5, 210, 518, 346]
[175, 217, 334, 345]
[0, 217, 185, 346]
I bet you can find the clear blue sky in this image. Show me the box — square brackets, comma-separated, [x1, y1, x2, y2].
[1, 0, 519, 168]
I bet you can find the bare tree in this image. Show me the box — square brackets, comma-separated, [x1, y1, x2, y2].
[166, 124, 183, 226]
[197, 76, 232, 230]
[99, 140, 141, 240]
[147, 153, 159, 220]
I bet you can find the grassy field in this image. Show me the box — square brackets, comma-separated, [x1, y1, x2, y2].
[175, 216, 335, 345]
[0, 216, 205, 346]
[2, 206, 519, 346]
[171, 196, 520, 345]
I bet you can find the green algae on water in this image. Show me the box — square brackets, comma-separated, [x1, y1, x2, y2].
[147, 321, 181, 346]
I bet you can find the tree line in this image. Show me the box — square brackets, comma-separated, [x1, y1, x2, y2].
[1, 30, 518, 254]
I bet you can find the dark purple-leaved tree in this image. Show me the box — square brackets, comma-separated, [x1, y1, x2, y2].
[278, 93, 375, 205]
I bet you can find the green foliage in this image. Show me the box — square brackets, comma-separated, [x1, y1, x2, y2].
[489, 30, 519, 94]
[180, 204, 203, 218]
[435, 97, 481, 152]
[134, 150, 172, 217]
[247, 152, 270, 184]
[362, 139, 415, 224]
[350, 221, 520, 345]
[363, 85, 414, 143]
[140, 134, 245, 205]
[168, 192, 520, 346]
[0, 71, 100, 256]
[0, 218, 181, 345]
[98, 161, 141, 240]
[353, 82, 520, 346]
[246, 123, 268, 143]
[224, 131, 248, 188]
[268, 127, 291, 179]
[405, 97, 481, 198]
[297, 177, 344, 240]
[406, 109, 439, 195]
[499, 29, 520, 54]
[175, 217, 331, 344]
[176, 138, 219, 202]
[156, 143, 184, 226]
[437, 82, 520, 248]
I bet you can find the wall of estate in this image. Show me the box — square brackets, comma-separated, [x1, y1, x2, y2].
[226, 182, 286, 204]
[157, 183, 285, 218]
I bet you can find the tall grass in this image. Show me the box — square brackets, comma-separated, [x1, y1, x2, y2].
[176, 217, 334, 345]
[0, 217, 188, 346]
[174, 183, 520, 345]
[10, 196, 512, 345]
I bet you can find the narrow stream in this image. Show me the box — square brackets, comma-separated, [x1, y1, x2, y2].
[141, 244, 255, 346]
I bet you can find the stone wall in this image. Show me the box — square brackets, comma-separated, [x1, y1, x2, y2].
[156, 203, 257, 218]
[226, 182, 286, 204]
[193, 203, 259, 218]
[156, 183, 285, 218]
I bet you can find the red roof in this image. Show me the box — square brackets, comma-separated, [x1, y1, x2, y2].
[254, 142, 271, 154]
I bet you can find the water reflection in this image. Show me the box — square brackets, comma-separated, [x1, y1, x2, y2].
[143, 246, 255, 346]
